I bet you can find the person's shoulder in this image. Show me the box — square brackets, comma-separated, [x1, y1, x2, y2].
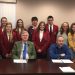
[50, 44, 56, 47]
[28, 41, 34, 45]
[49, 44, 56, 50]
[54, 24, 58, 28]
[45, 23, 48, 25]
[28, 26, 33, 29]
[63, 44, 68, 48]
[45, 23, 48, 27]
[68, 32, 71, 35]
[15, 41, 21, 44]
[13, 28, 16, 32]
[12, 31, 17, 35]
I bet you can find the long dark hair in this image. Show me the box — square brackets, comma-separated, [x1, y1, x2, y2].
[70, 23, 75, 35]
[16, 19, 24, 31]
[37, 21, 46, 32]
[60, 22, 69, 35]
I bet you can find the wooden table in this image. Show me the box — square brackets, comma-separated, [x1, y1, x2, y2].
[0, 59, 75, 74]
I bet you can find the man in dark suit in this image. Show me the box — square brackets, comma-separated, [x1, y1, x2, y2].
[46, 16, 58, 44]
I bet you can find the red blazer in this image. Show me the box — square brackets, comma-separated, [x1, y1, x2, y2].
[0, 27, 2, 55]
[0, 31, 17, 57]
[46, 24, 58, 44]
[0, 27, 2, 32]
[0, 27, 3, 35]
[13, 29, 22, 41]
[33, 30, 50, 54]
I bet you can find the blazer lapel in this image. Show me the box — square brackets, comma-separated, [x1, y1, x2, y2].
[27, 41, 30, 53]
[17, 41, 23, 58]
[42, 32, 45, 40]
[46, 24, 49, 32]
[37, 31, 40, 42]
[4, 32, 9, 42]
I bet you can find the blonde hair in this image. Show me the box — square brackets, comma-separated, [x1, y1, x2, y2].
[21, 29, 29, 36]
[5, 22, 13, 42]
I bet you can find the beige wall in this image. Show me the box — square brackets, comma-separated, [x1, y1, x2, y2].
[16, 0, 75, 29]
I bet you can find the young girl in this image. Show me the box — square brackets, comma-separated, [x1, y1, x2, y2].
[33, 21, 50, 59]
[0, 22, 17, 58]
[13, 19, 25, 41]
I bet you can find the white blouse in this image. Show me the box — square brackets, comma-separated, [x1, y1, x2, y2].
[39, 31, 44, 42]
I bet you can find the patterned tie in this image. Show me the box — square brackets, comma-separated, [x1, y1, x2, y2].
[23, 43, 27, 59]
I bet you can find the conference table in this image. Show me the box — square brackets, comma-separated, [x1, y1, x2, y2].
[0, 59, 75, 74]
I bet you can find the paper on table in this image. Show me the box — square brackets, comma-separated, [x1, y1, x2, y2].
[52, 59, 73, 63]
[61, 59, 73, 63]
[13, 59, 27, 63]
[59, 66, 75, 73]
[52, 59, 62, 63]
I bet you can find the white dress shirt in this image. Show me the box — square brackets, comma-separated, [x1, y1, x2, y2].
[39, 31, 44, 42]
[20, 42, 29, 59]
[48, 24, 53, 32]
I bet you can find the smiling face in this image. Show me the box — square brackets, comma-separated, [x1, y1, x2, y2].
[21, 30, 29, 42]
[1, 17, 7, 27]
[6, 23, 12, 32]
[62, 22, 69, 32]
[39, 22, 45, 31]
[17, 19, 23, 28]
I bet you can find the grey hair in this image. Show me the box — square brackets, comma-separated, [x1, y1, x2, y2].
[56, 35, 64, 40]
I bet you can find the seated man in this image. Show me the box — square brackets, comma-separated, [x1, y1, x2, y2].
[48, 35, 71, 59]
[12, 29, 36, 59]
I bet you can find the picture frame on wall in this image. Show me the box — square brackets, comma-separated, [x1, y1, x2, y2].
[0, 0, 17, 4]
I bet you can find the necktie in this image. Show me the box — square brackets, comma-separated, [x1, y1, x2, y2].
[23, 43, 27, 59]
[50, 25, 52, 35]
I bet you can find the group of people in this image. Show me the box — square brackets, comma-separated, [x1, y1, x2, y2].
[0, 15, 75, 60]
